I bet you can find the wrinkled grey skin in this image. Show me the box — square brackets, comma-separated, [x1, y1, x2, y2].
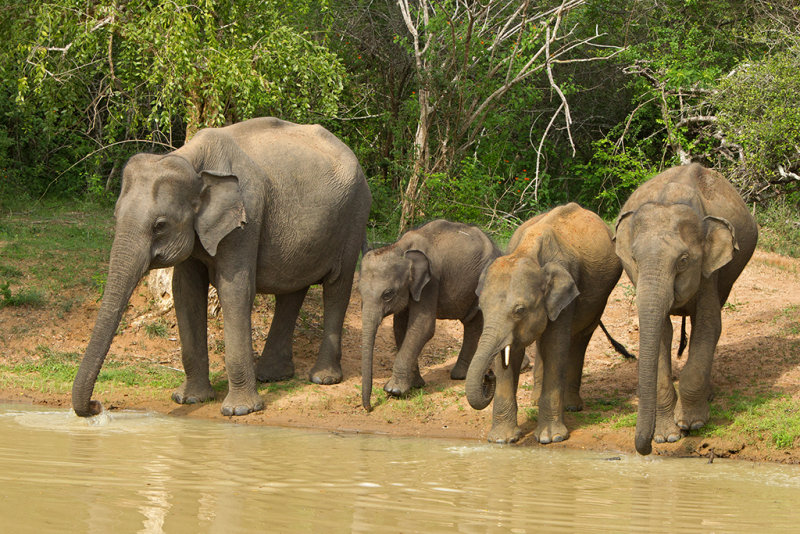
[615, 164, 757, 455]
[466, 203, 622, 444]
[72, 118, 371, 417]
[359, 220, 500, 410]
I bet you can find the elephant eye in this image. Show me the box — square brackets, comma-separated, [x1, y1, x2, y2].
[512, 304, 526, 318]
[676, 253, 690, 272]
[382, 289, 396, 301]
[153, 218, 168, 235]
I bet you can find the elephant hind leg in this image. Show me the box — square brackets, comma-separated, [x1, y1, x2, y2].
[309, 264, 357, 385]
[256, 287, 308, 382]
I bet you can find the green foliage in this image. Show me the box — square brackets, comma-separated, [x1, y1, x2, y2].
[1, 0, 345, 199]
[755, 200, 800, 258]
[714, 47, 800, 192]
[571, 138, 659, 217]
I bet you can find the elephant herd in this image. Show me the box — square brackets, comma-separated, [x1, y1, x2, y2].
[70, 118, 758, 456]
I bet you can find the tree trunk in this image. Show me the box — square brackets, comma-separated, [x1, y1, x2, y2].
[398, 87, 431, 234]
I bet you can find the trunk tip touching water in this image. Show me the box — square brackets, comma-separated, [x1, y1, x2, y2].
[635, 429, 653, 456]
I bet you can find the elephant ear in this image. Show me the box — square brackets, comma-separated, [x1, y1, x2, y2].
[195, 170, 247, 257]
[614, 210, 636, 269]
[702, 215, 738, 278]
[475, 262, 492, 298]
[405, 249, 431, 302]
[542, 262, 580, 322]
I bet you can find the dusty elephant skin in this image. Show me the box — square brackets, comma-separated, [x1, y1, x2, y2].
[614, 163, 758, 455]
[466, 203, 623, 444]
[71, 117, 372, 418]
[359, 220, 501, 410]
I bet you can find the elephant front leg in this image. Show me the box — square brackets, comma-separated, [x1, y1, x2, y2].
[451, 313, 482, 380]
[217, 270, 264, 416]
[256, 288, 308, 382]
[654, 316, 680, 443]
[675, 283, 721, 431]
[487, 344, 526, 443]
[171, 261, 215, 405]
[384, 305, 434, 397]
[535, 320, 572, 444]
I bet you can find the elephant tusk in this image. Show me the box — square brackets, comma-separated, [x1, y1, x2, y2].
[503, 345, 510, 368]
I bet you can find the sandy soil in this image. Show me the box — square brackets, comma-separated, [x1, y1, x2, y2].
[1, 250, 799, 463]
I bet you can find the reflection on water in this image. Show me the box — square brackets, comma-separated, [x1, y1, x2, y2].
[1, 403, 799, 532]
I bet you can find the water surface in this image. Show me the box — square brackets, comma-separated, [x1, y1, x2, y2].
[1, 403, 799, 532]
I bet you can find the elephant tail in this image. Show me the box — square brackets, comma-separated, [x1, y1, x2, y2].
[599, 321, 636, 360]
[677, 315, 688, 358]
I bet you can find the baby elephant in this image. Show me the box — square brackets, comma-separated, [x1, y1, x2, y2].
[360, 219, 501, 410]
[466, 203, 622, 444]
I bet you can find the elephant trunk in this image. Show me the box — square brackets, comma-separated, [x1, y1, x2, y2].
[633, 265, 674, 455]
[465, 324, 508, 410]
[361, 306, 383, 411]
[72, 234, 150, 417]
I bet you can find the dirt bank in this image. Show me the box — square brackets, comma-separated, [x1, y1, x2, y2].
[2, 250, 799, 463]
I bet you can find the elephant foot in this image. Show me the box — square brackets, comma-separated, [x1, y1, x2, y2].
[256, 355, 295, 382]
[534, 420, 569, 444]
[654, 414, 683, 444]
[220, 389, 264, 416]
[172, 380, 215, 405]
[487, 423, 523, 444]
[383, 373, 425, 397]
[450, 359, 470, 380]
[674, 396, 710, 431]
[565, 392, 584, 412]
[309, 362, 343, 385]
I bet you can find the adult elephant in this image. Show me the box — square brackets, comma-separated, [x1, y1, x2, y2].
[466, 203, 623, 444]
[614, 163, 757, 455]
[359, 220, 500, 410]
[72, 117, 372, 417]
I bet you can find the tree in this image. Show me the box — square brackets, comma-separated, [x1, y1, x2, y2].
[395, 0, 618, 232]
[6, 0, 345, 197]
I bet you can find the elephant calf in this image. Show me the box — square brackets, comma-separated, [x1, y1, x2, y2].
[360, 219, 501, 410]
[615, 163, 757, 455]
[466, 203, 622, 444]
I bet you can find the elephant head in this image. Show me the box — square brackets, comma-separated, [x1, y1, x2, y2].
[465, 254, 579, 410]
[359, 247, 431, 410]
[72, 153, 246, 417]
[614, 190, 737, 454]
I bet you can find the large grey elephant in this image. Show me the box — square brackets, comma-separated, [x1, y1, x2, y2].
[466, 203, 623, 444]
[359, 220, 500, 410]
[614, 163, 757, 455]
[72, 117, 372, 417]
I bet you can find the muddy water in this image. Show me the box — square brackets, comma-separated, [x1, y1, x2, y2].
[1, 404, 799, 533]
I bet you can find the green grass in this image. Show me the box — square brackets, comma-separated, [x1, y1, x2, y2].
[611, 412, 637, 429]
[143, 319, 170, 339]
[703, 390, 800, 449]
[261, 378, 304, 395]
[0, 281, 45, 308]
[0, 199, 114, 309]
[0, 345, 184, 393]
